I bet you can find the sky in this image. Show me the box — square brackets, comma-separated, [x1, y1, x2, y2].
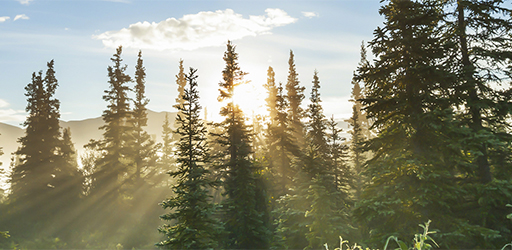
[0, 0, 384, 127]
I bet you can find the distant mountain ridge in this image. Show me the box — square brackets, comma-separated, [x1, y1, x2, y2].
[0, 110, 177, 169]
[0, 110, 350, 170]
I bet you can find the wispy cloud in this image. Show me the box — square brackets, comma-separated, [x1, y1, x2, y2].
[0, 99, 26, 123]
[16, 0, 33, 5]
[13, 14, 29, 21]
[0, 16, 10, 23]
[0, 100, 9, 108]
[302, 11, 318, 18]
[94, 8, 297, 51]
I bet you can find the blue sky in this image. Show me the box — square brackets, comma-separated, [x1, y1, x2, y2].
[0, 0, 383, 127]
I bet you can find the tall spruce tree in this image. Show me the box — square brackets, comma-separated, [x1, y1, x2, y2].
[215, 41, 270, 249]
[174, 59, 186, 140]
[286, 50, 306, 147]
[88, 46, 133, 202]
[348, 44, 370, 200]
[130, 50, 158, 186]
[303, 71, 350, 249]
[264, 70, 298, 199]
[8, 60, 79, 237]
[450, 0, 512, 184]
[158, 68, 221, 249]
[353, 0, 479, 247]
[444, 1, 512, 247]
[306, 70, 327, 159]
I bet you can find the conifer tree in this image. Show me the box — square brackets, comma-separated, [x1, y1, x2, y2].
[450, 0, 512, 185]
[286, 50, 306, 146]
[88, 46, 133, 201]
[352, 0, 493, 247]
[303, 71, 350, 249]
[54, 128, 83, 203]
[159, 114, 175, 186]
[158, 68, 221, 249]
[306, 70, 327, 160]
[174, 59, 186, 140]
[264, 66, 278, 123]
[215, 41, 270, 249]
[8, 60, 78, 236]
[444, 1, 512, 247]
[348, 43, 371, 200]
[175, 59, 186, 108]
[130, 50, 158, 186]
[264, 70, 298, 199]
[326, 116, 350, 199]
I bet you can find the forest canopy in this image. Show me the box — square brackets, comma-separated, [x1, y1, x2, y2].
[1, 1, 512, 249]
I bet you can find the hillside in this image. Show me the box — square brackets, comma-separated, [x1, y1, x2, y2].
[0, 110, 177, 168]
[0, 111, 350, 169]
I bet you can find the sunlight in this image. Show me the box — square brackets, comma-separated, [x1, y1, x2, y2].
[233, 81, 268, 123]
[232, 63, 269, 124]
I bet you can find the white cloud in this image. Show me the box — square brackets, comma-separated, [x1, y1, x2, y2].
[0, 99, 9, 108]
[14, 14, 29, 21]
[302, 11, 318, 18]
[17, 0, 33, 5]
[0, 100, 26, 123]
[0, 16, 10, 23]
[0, 109, 26, 123]
[94, 8, 297, 51]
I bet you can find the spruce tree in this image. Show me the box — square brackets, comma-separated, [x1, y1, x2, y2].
[174, 59, 186, 140]
[286, 50, 306, 146]
[450, 0, 512, 184]
[445, 1, 512, 247]
[353, 0, 474, 247]
[130, 50, 158, 186]
[159, 114, 175, 187]
[215, 41, 270, 249]
[305, 70, 327, 160]
[303, 71, 350, 249]
[348, 44, 370, 200]
[8, 60, 78, 237]
[87, 46, 133, 202]
[264, 70, 298, 199]
[175, 59, 186, 108]
[158, 68, 221, 249]
[326, 116, 350, 197]
[264, 66, 278, 123]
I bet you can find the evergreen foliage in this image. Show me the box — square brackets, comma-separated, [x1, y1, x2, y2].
[352, 0, 499, 247]
[7, 60, 81, 239]
[215, 41, 270, 249]
[4, 4, 512, 247]
[130, 50, 159, 187]
[446, 1, 512, 246]
[265, 66, 278, 123]
[158, 68, 221, 249]
[264, 76, 298, 200]
[88, 46, 133, 201]
[159, 114, 175, 186]
[286, 50, 306, 146]
[348, 43, 371, 201]
[306, 70, 327, 159]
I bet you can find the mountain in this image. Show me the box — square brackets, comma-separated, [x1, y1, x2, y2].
[0, 110, 177, 169]
[0, 123, 24, 169]
[0, 110, 350, 170]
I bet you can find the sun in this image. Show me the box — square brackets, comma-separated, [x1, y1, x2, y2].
[233, 82, 268, 119]
[232, 64, 270, 123]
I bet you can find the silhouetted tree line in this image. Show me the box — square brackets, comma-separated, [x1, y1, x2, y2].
[1, 0, 512, 248]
